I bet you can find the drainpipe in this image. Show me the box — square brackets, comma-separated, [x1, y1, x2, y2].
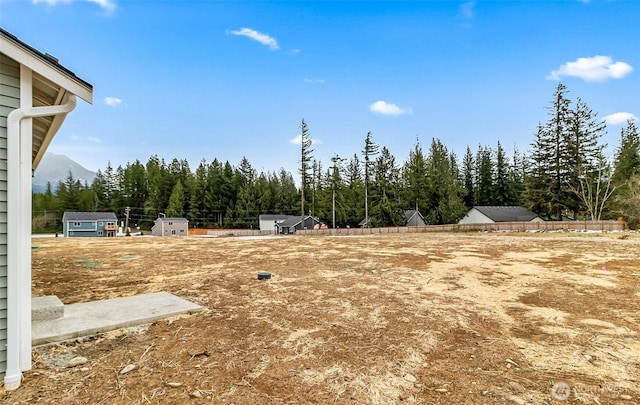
[4, 93, 77, 391]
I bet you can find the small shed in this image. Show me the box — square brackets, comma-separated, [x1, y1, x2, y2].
[458, 206, 543, 224]
[404, 209, 427, 227]
[151, 216, 189, 236]
[62, 212, 118, 237]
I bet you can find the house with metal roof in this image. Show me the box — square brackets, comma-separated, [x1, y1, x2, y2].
[0, 28, 93, 389]
[458, 206, 543, 224]
[62, 212, 118, 237]
[276, 215, 320, 234]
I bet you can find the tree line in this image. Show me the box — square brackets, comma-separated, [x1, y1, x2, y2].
[33, 83, 640, 232]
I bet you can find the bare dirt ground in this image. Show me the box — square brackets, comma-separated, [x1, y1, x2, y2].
[2, 231, 639, 404]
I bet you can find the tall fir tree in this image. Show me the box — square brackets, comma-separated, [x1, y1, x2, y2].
[299, 119, 314, 228]
[461, 146, 475, 208]
[362, 131, 379, 227]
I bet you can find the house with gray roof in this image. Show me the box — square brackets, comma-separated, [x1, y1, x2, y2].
[458, 206, 543, 224]
[259, 214, 320, 234]
[1, 28, 93, 389]
[62, 212, 118, 237]
[151, 215, 189, 236]
[404, 209, 427, 227]
[259, 214, 292, 233]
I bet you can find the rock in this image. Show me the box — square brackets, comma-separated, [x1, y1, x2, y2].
[191, 390, 202, 398]
[435, 388, 448, 393]
[120, 364, 136, 374]
[508, 381, 525, 393]
[68, 356, 88, 367]
[166, 382, 182, 387]
[403, 373, 417, 383]
[620, 394, 633, 400]
[505, 394, 526, 404]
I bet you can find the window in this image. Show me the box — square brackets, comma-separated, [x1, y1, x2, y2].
[180, 229, 185, 233]
[98, 231, 103, 236]
[74, 222, 81, 227]
[98, 222, 103, 226]
[168, 222, 173, 225]
[171, 230, 176, 235]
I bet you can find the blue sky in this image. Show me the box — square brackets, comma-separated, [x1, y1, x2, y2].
[2, 0, 638, 178]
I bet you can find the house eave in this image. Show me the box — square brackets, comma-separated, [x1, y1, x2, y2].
[0, 28, 93, 104]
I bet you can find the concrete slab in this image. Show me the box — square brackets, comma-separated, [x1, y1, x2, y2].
[32, 295, 64, 322]
[32, 292, 203, 346]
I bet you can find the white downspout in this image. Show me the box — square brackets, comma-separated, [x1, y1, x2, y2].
[5, 93, 77, 391]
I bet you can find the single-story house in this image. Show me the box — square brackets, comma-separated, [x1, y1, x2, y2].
[1, 28, 93, 389]
[458, 206, 543, 224]
[272, 215, 320, 234]
[62, 212, 118, 237]
[358, 217, 370, 228]
[151, 216, 189, 236]
[259, 214, 320, 234]
[258, 214, 292, 233]
[404, 209, 427, 227]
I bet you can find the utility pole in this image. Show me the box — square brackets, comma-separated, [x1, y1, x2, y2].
[124, 206, 131, 236]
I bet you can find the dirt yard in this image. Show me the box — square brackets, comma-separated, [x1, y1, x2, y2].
[1, 231, 639, 404]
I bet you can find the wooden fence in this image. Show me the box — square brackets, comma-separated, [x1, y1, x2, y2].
[190, 220, 626, 237]
[297, 220, 627, 236]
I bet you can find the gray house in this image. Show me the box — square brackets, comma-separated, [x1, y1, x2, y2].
[258, 214, 292, 233]
[458, 206, 543, 224]
[151, 216, 189, 236]
[1, 28, 93, 389]
[404, 209, 427, 227]
[62, 212, 118, 237]
[276, 215, 320, 234]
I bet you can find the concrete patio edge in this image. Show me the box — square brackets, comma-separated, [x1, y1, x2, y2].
[32, 292, 204, 346]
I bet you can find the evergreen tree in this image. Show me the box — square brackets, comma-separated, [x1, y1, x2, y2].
[402, 138, 428, 212]
[475, 145, 493, 206]
[370, 146, 402, 226]
[461, 146, 475, 208]
[527, 83, 572, 219]
[493, 141, 510, 205]
[612, 120, 640, 184]
[166, 179, 185, 217]
[362, 131, 379, 227]
[424, 139, 466, 224]
[299, 119, 314, 228]
[344, 154, 364, 227]
[564, 98, 606, 218]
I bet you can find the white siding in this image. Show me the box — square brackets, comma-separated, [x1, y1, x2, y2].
[457, 208, 494, 225]
[0, 55, 19, 373]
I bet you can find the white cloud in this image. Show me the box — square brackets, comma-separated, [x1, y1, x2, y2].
[304, 78, 325, 84]
[603, 112, 637, 125]
[369, 100, 412, 116]
[460, 1, 476, 19]
[88, 136, 102, 143]
[289, 134, 320, 145]
[104, 97, 122, 106]
[32, 0, 116, 12]
[230, 27, 279, 50]
[548, 55, 633, 82]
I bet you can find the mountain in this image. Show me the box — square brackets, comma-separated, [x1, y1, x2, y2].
[32, 152, 96, 194]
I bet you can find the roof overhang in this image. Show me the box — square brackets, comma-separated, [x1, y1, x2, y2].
[0, 28, 93, 169]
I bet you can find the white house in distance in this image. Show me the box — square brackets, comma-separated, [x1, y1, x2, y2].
[458, 206, 543, 224]
[0, 28, 93, 389]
